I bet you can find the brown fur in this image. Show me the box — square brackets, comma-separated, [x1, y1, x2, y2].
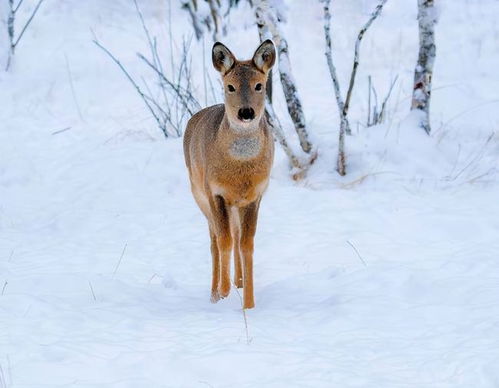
[183, 40, 276, 309]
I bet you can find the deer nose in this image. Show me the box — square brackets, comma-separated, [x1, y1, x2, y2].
[238, 107, 255, 122]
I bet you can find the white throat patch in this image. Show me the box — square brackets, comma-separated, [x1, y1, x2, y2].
[230, 137, 261, 159]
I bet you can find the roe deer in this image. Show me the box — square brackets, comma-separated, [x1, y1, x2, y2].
[183, 40, 276, 309]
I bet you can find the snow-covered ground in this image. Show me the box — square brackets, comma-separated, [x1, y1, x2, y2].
[1, 0, 498, 387]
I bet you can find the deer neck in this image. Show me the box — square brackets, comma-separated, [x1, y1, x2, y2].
[220, 113, 264, 161]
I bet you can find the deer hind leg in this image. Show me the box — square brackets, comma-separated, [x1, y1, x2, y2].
[190, 185, 221, 303]
[210, 195, 232, 299]
[239, 197, 261, 309]
[230, 207, 243, 288]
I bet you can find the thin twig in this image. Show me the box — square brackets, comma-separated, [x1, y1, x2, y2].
[435, 99, 499, 135]
[8, 250, 14, 262]
[113, 243, 128, 275]
[367, 75, 372, 126]
[14, 0, 26, 13]
[88, 281, 97, 301]
[449, 133, 494, 181]
[367, 75, 398, 126]
[138, 53, 200, 115]
[51, 126, 72, 135]
[93, 39, 169, 138]
[233, 282, 251, 344]
[64, 53, 84, 121]
[346, 240, 367, 266]
[13, 0, 45, 48]
[133, 0, 170, 120]
[377, 75, 398, 124]
[1, 281, 7, 296]
[148, 273, 159, 284]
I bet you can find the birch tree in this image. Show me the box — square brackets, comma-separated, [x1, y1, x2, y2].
[254, 0, 313, 155]
[412, 0, 437, 134]
[251, 1, 305, 175]
[321, 0, 388, 175]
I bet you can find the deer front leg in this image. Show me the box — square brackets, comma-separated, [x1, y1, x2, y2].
[239, 198, 261, 309]
[230, 208, 243, 288]
[233, 227, 243, 288]
[210, 195, 232, 299]
[209, 227, 220, 303]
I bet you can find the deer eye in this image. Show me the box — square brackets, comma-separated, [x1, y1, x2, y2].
[227, 84, 235, 92]
[255, 83, 262, 91]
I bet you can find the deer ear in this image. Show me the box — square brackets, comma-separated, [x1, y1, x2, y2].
[212, 42, 236, 75]
[252, 40, 276, 73]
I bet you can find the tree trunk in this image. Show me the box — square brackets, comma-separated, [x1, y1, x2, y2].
[412, 0, 436, 134]
[254, 0, 313, 154]
[322, 0, 350, 135]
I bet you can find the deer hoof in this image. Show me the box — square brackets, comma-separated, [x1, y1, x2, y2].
[219, 282, 231, 298]
[243, 300, 255, 309]
[210, 291, 221, 303]
[234, 277, 243, 289]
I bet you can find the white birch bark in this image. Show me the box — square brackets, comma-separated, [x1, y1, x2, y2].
[322, 0, 347, 129]
[254, 0, 313, 154]
[412, 0, 437, 134]
[337, 118, 347, 176]
[254, 7, 305, 173]
[321, 0, 347, 174]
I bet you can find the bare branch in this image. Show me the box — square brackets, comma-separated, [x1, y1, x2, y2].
[13, 0, 45, 48]
[113, 243, 128, 276]
[347, 240, 367, 266]
[343, 0, 388, 118]
[88, 280, 97, 301]
[14, 0, 25, 13]
[138, 52, 201, 115]
[64, 53, 84, 121]
[93, 39, 169, 138]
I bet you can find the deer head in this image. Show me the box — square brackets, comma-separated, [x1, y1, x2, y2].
[212, 40, 276, 131]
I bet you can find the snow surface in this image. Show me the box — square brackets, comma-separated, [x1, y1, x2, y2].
[1, 0, 499, 387]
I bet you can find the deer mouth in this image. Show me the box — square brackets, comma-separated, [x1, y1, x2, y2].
[238, 107, 255, 122]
